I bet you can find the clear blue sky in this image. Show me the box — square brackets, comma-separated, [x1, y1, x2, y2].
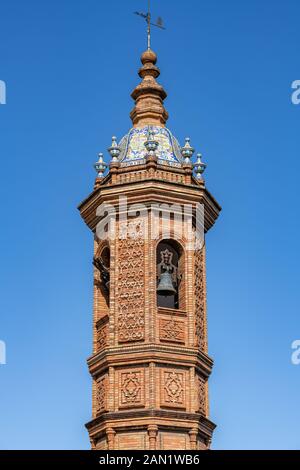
[0, 0, 299, 450]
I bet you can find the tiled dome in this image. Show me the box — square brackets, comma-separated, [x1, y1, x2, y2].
[118, 126, 183, 168]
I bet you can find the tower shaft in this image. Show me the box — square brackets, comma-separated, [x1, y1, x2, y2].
[78, 48, 221, 450]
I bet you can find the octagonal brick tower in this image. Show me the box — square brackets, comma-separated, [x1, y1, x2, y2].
[78, 48, 221, 450]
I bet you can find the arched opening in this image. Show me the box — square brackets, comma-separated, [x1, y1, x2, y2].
[156, 240, 184, 310]
[93, 246, 110, 307]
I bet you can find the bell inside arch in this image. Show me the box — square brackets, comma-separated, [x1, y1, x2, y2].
[157, 270, 177, 296]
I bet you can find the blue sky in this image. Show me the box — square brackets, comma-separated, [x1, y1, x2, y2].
[0, 0, 300, 449]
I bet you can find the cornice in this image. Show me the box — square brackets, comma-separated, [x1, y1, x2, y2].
[78, 178, 221, 234]
[87, 343, 214, 378]
[86, 410, 216, 440]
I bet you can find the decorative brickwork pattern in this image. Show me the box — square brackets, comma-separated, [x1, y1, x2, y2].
[114, 168, 186, 185]
[96, 375, 107, 415]
[162, 370, 185, 408]
[194, 248, 207, 351]
[96, 320, 109, 351]
[120, 370, 144, 408]
[196, 374, 207, 416]
[159, 318, 185, 343]
[117, 220, 145, 343]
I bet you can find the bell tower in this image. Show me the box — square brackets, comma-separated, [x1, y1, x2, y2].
[78, 46, 221, 450]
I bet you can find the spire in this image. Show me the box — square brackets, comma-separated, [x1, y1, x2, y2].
[130, 49, 169, 127]
[146, 0, 151, 50]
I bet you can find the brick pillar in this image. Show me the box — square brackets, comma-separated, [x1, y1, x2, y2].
[148, 425, 158, 450]
[189, 428, 198, 450]
[106, 428, 116, 450]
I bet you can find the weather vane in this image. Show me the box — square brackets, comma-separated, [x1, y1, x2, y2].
[134, 0, 165, 50]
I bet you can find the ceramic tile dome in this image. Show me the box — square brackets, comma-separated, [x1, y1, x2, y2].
[118, 126, 183, 168]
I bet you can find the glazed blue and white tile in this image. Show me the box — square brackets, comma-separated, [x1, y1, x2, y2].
[118, 126, 183, 167]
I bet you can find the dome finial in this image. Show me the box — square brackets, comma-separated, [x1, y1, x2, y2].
[132, 2, 168, 127]
[181, 137, 195, 164]
[130, 49, 168, 127]
[94, 153, 107, 178]
[194, 153, 207, 179]
[108, 136, 121, 163]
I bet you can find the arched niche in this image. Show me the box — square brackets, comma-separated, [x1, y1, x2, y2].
[156, 239, 185, 310]
[94, 244, 110, 307]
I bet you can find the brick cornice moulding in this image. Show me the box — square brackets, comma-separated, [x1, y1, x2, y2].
[86, 410, 216, 440]
[79, 183, 221, 234]
[87, 344, 213, 378]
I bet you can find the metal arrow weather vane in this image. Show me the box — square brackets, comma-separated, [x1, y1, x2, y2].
[134, 0, 166, 50]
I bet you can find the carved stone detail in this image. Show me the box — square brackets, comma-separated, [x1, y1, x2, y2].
[159, 318, 185, 343]
[96, 375, 107, 415]
[117, 220, 145, 343]
[194, 248, 207, 351]
[162, 370, 185, 408]
[120, 370, 144, 408]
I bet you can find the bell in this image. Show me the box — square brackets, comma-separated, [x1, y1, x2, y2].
[157, 270, 177, 296]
